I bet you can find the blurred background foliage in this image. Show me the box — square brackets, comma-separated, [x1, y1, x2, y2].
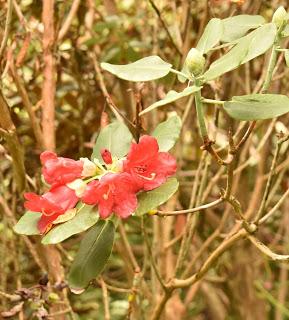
[1, 0, 289, 319]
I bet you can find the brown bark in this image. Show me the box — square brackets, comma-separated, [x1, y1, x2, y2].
[0, 90, 26, 192]
[42, 0, 56, 151]
[41, 3, 67, 318]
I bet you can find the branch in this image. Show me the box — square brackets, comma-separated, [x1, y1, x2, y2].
[57, 0, 81, 42]
[0, 90, 26, 192]
[9, 54, 44, 148]
[42, 0, 56, 150]
[147, 0, 182, 55]
[156, 198, 223, 216]
[0, 0, 13, 61]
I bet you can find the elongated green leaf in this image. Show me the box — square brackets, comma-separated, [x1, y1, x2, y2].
[92, 121, 132, 162]
[101, 56, 172, 82]
[68, 220, 115, 292]
[152, 115, 182, 151]
[204, 23, 276, 81]
[135, 178, 179, 216]
[197, 18, 223, 53]
[241, 23, 276, 64]
[140, 86, 200, 115]
[42, 205, 99, 245]
[13, 211, 41, 235]
[221, 15, 265, 42]
[224, 94, 289, 121]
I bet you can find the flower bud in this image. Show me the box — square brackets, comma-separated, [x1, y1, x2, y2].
[67, 179, 87, 197]
[48, 293, 60, 302]
[184, 48, 206, 76]
[272, 6, 288, 28]
[80, 157, 97, 177]
[101, 148, 113, 164]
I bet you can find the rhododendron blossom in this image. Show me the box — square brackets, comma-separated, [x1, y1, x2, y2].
[123, 135, 177, 190]
[82, 173, 138, 219]
[40, 151, 97, 187]
[22, 135, 177, 233]
[24, 185, 79, 233]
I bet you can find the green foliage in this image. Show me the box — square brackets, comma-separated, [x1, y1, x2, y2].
[92, 121, 133, 162]
[152, 115, 182, 151]
[135, 178, 179, 216]
[68, 220, 115, 292]
[101, 56, 172, 81]
[196, 18, 223, 53]
[13, 211, 41, 235]
[41, 205, 99, 245]
[140, 86, 200, 115]
[221, 15, 265, 42]
[224, 94, 289, 120]
[204, 23, 277, 81]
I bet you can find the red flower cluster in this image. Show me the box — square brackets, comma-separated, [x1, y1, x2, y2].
[24, 136, 176, 233]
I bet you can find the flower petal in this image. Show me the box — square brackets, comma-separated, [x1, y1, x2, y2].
[113, 192, 137, 218]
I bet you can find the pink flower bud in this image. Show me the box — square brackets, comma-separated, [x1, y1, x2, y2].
[101, 149, 113, 164]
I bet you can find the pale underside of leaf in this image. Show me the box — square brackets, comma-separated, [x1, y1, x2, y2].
[221, 15, 265, 42]
[203, 23, 276, 81]
[152, 115, 182, 152]
[223, 94, 289, 121]
[101, 56, 172, 82]
[196, 18, 223, 54]
[140, 86, 201, 115]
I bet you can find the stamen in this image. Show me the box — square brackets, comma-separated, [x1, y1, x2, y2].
[136, 172, 156, 181]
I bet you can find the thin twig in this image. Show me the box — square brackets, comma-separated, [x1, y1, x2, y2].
[57, 0, 81, 41]
[147, 0, 182, 55]
[100, 278, 110, 320]
[0, 0, 13, 61]
[156, 198, 223, 216]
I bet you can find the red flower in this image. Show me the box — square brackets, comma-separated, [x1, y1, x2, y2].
[81, 173, 138, 219]
[24, 185, 79, 233]
[40, 151, 84, 186]
[123, 135, 176, 191]
[101, 148, 113, 164]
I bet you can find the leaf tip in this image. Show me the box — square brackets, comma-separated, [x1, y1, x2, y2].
[69, 287, 85, 295]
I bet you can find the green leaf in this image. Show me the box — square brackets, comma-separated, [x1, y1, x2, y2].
[41, 205, 99, 245]
[68, 220, 115, 293]
[221, 15, 265, 42]
[282, 24, 289, 37]
[241, 23, 276, 64]
[92, 121, 132, 162]
[101, 56, 172, 82]
[177, 63, 190, 83]
[152, 115, 182, 151]
[135, 178, 179, 216]
[140, 86, 201, 115]
[197, 18, 223, 54]
[204, 23, 277, 81]
[13, 211, 41, 235]
[223, 94, 289, 121]
[285, 50, 289, 67]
